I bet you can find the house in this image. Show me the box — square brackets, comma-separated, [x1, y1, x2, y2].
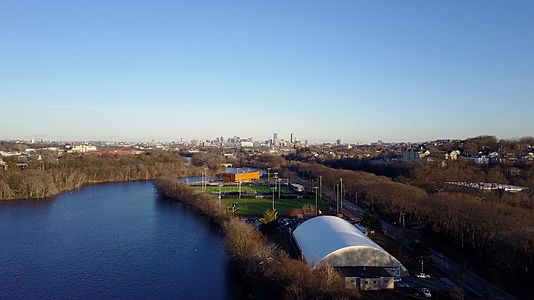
[472, 155, 489, 165]
[488, 152, 501, 164]
[401, 149, 420, 161]
[401, 148, 429, 161]
[447, 150, 460, 160]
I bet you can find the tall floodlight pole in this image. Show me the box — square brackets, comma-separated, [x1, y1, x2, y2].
[272, 187, 275, 210]
[278, 178, 281, 199]
[218, 184, 222, 207]
[238, 181, 242, 200]
[313, 187, 319, 216]
[340, 177, 343, 212]
[336, 183, 339, 215]
[203, 168, 208, 192]
[267, 168, 271, 187]
[201, 170, 205, 192]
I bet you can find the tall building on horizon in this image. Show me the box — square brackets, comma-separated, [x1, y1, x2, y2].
[273, 133, 278, 146]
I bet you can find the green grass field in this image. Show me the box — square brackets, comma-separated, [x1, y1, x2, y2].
[223, 197, 329, 216]
[191, 184, 292, 194]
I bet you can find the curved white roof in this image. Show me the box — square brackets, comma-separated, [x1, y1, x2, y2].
[293, 216, 406, 270]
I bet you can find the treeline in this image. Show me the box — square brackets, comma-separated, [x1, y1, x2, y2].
[156, 178, 351, 299]
[242, 153, 287, 170]
[0, 152, 196, 201]
[295, 162, 534, 273]
[325, 158, 534, 187]
[191, 152, 228, 170]
[325, 159, 418, 179]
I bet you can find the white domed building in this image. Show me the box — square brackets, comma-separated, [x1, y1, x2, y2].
[293, 215, 407, 290]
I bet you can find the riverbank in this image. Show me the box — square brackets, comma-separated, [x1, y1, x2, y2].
[0, 152, 201, 201]
[156, 178, 353, 299]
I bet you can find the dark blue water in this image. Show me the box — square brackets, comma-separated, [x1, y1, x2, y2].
[0, 182, 236, 299]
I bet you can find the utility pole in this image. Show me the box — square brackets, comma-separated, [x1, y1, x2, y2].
[314, 186, 319, 216]
[420, 256, 424, 274]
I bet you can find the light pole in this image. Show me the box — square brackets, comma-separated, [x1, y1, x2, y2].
[267, 168, 271, 187]
[278, 178, 282, 199]
[273, 172, 278, 191]
[420, 256, 424, 274]
[336, 183, 339, 215]
[203, 167, 208, 192]
[399, 211, 406, 228]
[272, 187, 275, 210]
[340, 177, 343, 212]
[218, 184, 223, 207]
[238, 181, 242, 200]
[313, 186, 319, 216]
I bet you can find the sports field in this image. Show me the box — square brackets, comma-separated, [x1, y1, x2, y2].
[222, 197, 329, 216]
[191, 184, 292, 194]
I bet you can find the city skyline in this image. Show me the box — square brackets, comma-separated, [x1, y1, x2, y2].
[1, 1, 533, 142]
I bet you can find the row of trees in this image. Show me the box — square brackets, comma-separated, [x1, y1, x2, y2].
[156, 178, 351, 299]
[295, 162, 534, 273]
[0, 152, 196, 201]
[191, 152, 227, 170]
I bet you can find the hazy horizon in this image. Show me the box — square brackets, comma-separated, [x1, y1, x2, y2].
[1, 1, 533, 142]
[1, 133, 531, 145]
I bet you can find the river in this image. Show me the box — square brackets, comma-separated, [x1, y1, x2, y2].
[0, 181, 238, 299]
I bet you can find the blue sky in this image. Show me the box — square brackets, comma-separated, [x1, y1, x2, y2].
[1, 1, 533, 143]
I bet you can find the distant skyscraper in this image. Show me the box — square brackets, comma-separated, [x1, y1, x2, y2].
[273, 133, 278, 146]
[290, 133, 294, 143]
[336, 139, 342, 146]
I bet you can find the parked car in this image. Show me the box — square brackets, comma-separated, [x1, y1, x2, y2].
[416, 272, 431, 278]
[420, 288, 432, 298]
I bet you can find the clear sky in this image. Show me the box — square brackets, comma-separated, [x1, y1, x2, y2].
[1, 1, 533, 143]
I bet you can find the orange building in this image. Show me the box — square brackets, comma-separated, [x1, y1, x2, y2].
[222, 171, 260, 183]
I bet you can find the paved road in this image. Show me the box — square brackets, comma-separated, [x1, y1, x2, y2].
[430, 249, 516, 300]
